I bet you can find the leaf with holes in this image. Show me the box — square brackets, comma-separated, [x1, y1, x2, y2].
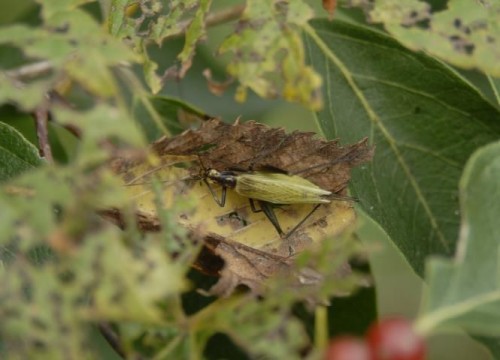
[0, 9, 137, 109]
[108, 0, 211, 91]
[351, 0, 500, 76]
[1, 262, 92, 359]
[218, 0, 323, 110]
[53, 104, 145, 164]
[177, 0, 212, 77]
[0, 162, 186, 357]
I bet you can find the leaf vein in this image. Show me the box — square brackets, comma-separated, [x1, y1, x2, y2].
[0, 146, 38, 168]
[304, 24, 451, 252]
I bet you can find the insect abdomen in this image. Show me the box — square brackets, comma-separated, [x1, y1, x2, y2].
[235, 172, 331, 204]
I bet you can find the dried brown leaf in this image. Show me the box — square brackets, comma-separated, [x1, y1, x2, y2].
[202, 234, 291, 296]
[112, 119, 373, 297]
[202, 68, 234, 96]
[153, 118, 374, 194]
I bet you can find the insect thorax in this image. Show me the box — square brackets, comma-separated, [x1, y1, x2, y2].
[206, 169, 237, 189]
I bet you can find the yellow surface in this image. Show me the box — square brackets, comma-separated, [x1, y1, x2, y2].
[234, 171, 331, 204]
[119, 156, 356, 257]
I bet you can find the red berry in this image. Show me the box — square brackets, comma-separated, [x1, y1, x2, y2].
[366, 317, 425, 360]
[325, 336, 370, 360]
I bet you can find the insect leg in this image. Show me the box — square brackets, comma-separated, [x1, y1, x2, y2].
[249, 200, 323, 238]
[203, 179, 227, 207]
[284, 204, 321, 239]
[258, 200, 285, 236]
[249, 198, 263, 213]
[248, 199, 284, 235]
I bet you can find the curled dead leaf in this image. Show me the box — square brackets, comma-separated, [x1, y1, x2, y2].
[111, 119, 373, 298]
[202, 68, 234, 96]
[153, 119, 373, 194]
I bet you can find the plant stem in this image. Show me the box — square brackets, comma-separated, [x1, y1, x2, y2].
[5, 60, 53, 79]
[34, 102, 53, 163]
[315, 305, 329, 349]
[153, 335, 184, 360]
[98, 322, 126, 358]
[204, 4, 245, 29]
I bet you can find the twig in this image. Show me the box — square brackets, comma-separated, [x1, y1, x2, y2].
[204, 4, 245, 29]
[46, 91, 83, 139]
[2, 4, 246, 81]
[98, 322, 126, 358]
[167, 4, 245, 40]
[34, 101, 53, 163]
[5, 60, 53, 80]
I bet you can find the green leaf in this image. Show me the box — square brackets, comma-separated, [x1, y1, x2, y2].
[48, 9, 139, 96]
[143, 49, 163, 94]
[177, 0, 212, 77]
[0, 225, 185, 358]
[54, 104, 145, 164]
[108, 0, 133, 36]
[133, 95, 212, 141]
[357, 0, 500, 76]
[194, 296, 309, 359]
[150, 0, 199, 44]
[0, 106, 76, 163]
[328, 287, 377, 336]
[0, 168, 88, 249]
[305, 19, 500, 274]
[0, 0, 35, 25]
[1, 262, 93, 359]
[219, 0, 323, 110]
[0, 73, 53, 111]
[74, 229, 186, 323]
[0, 161, 187, 357]
[0, 121, 43, 182]
[0, 9, 138, 107]
[416, 140, 500, 336]
[487, 75, 500, 106]
[35, 0, 93, 20]
[108, 0, 213, 92]
[472, 335, 500, 360]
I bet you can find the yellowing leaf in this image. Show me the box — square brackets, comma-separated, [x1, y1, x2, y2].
[359, 0, 500, 76]
[177, 0, 212, 77]
[76, 228, 186, 323]
[219, 0, 323, 110]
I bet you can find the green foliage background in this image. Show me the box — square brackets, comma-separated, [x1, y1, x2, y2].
[0, 0, 499, 359]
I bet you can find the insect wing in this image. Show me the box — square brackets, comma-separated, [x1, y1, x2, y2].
[235, 172, 331, 204]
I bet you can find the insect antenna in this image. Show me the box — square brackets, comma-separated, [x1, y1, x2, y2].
[292, 145, 369, 176]
[123, 160, 194, 187]
[123, 176, 194, 187]
[249, 200, 285, 236]
[325, 193, 359, 203]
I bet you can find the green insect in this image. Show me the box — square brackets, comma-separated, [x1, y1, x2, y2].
[202, 167, 347, 238]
